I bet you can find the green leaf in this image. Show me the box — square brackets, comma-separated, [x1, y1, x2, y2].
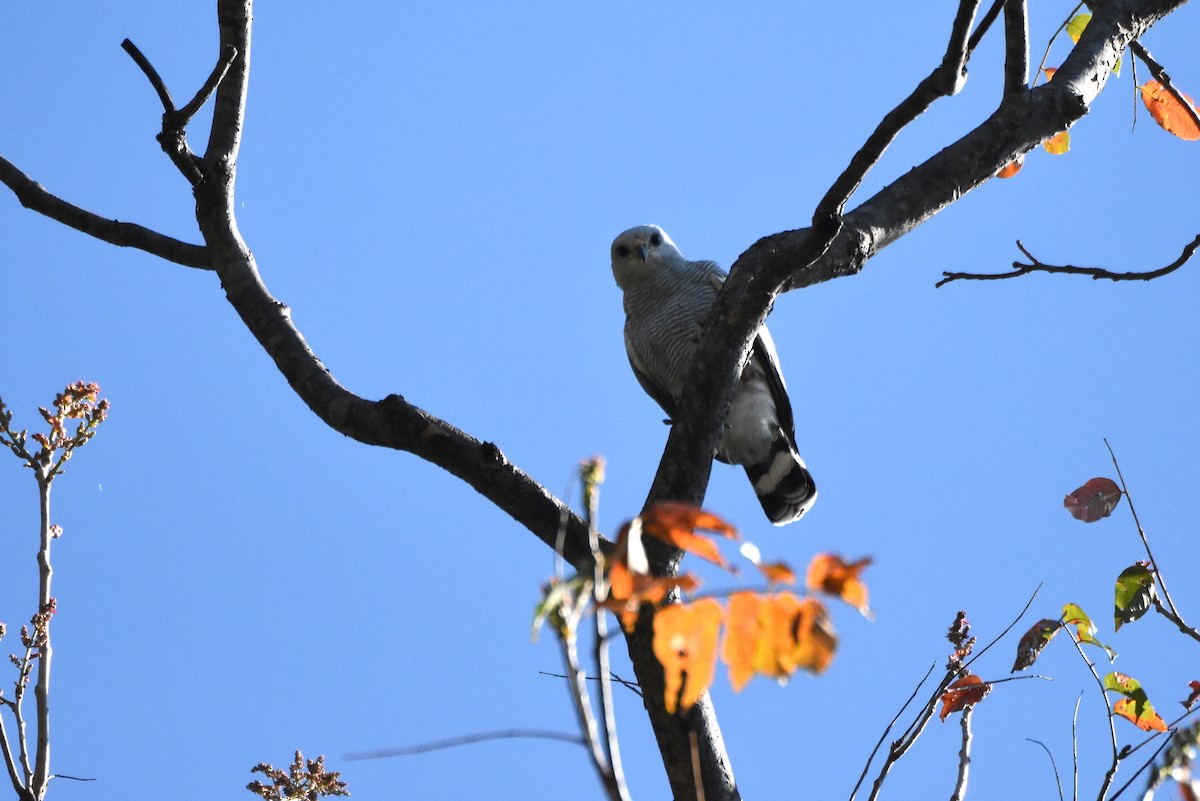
[1066, 14, 1091, 43]
[1062, 603, 1117, 662]
[1114, 562, 1157, 631]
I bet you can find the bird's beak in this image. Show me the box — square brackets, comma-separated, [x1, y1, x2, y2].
[637, 243, 649, 263]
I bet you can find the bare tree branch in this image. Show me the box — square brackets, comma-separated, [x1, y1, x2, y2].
[0, 157, 210, 269]
[938, 235, 1200, 286]
[1004, 0, 1031, 97]
[121, 38, 238, 185]
[949, 706, 974, 801]
[344, 729, 585, 760]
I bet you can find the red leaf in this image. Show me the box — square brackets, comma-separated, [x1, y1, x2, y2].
[940, 674, 991, 720]
[1183, 680, 1200, 711]
[1063, 477, 1122, 523]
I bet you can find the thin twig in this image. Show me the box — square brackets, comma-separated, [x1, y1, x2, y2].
[849, 661, 937, 801]
[1065, 628, 1119, 800]
[563, 619, 616, 797]
[1104, 440, 1200, 643]
[949, 706, 974, 801]
[120, 39, 176, 115]
[538, 670, 643, 697]
[343, 729, 586, 760]
[30, 468, 53, 799]
[1073, 691, 1083, 801]
[1033, 3, 1085, 90]
[963, 583, 1042, 672]
[178, 44, 239, 123]
[938, 235, 1200, 287]
[1026, 738, 1066, 801]
[966, 0, 1007, 54]
[0, 714, 25, 800]
[585, 464, 630, 801]
[813, 0, 982, 224]
[1108, 734, 1173, 801]
[689, 730, 706, 801]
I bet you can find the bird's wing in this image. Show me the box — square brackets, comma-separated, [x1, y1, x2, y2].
[751, 325, 798, 447]
[625, 329, 678, 420]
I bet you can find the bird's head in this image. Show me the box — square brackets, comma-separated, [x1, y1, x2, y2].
[610, 224, 684, 290]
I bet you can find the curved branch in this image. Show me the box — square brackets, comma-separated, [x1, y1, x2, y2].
[938, 234, 1200, 286]
[0, 156, 210, 269]
[814, 0, 981, 225]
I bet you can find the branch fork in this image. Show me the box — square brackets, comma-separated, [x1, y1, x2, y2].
[121, 38, 238, 186]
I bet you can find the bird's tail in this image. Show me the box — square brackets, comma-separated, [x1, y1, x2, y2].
[744, 436, 817, 526]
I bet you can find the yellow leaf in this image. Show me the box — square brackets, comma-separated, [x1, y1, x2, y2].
[1066, 14, 1090, 43]
[1042, 130, 1071, 155]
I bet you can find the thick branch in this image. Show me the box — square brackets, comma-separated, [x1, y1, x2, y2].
[1003, 0, 1030, 97]
[0, 157, 210, 269]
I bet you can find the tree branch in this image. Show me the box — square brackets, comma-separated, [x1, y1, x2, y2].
[1003, 0, 1031, 97]
[938, 235, 1200, 286]
[121, 39, 238, 186]
[949, 706, 974, 801]
[30, 470, 52, 800]
[0, 157, 211, 269]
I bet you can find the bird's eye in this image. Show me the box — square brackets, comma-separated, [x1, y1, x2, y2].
[649, 232, 662, 247]
[615, 245, 631, 259]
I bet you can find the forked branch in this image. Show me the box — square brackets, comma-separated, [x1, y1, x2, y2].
[937, 235, 1200, 287]
[121, 38, 238, 185]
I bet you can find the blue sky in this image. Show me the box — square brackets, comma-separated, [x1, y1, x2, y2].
[2, 2, 1199, 799]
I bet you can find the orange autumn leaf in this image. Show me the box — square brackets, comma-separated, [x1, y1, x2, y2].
[757, 561, 797, 585]
[724, 592, 837, 690]
[1042, 130, 1070, 155]
[653, 599, 724, 714]
[996, 158, 1023, 179]
[604, 520, 701, 631]
[638, 502, 738, 568]
[806, 554, 873, 617]
[1140, 80, 1200, 141]
[605, 559, 699, 632]
[791, 596, 838, 675]
[723, 592, 762, 691]
[1113, 697, 1169, 732]
[939, 674, 991, 720]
